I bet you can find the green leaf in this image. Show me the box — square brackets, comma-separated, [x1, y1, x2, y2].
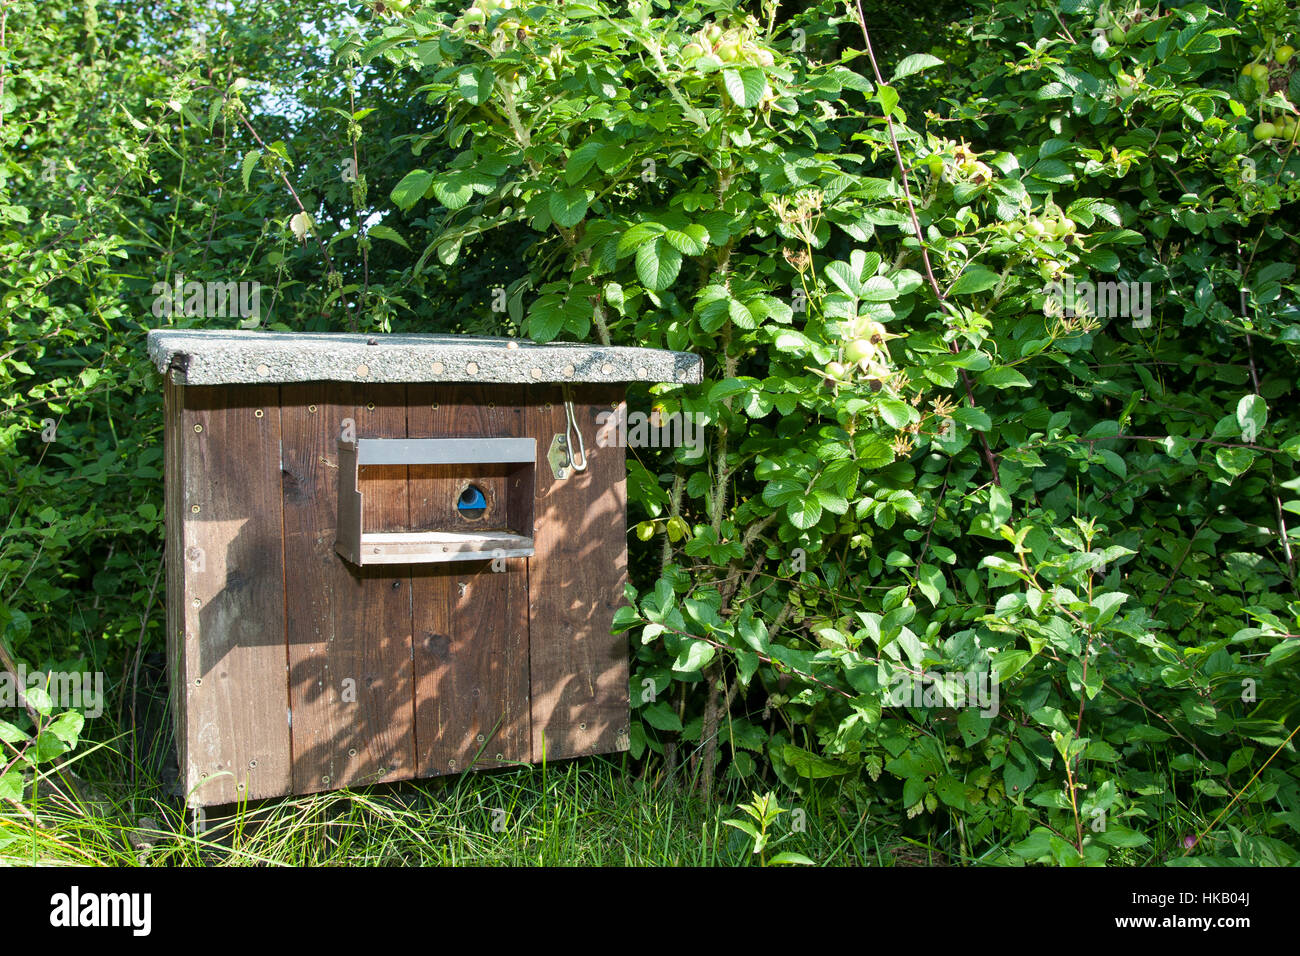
[1236, 394, 1267, 442]
[46, 711, 83, 746]
[431, 172, 478, 210]
[663, 224, 709, 256]
[788, 495, 823, 530]
[0, 770, 22, 802]
[1215, 446, 1255, 478]
[957, 709, 993, 745]
[825, 260, 863, 297]
[769, 851, 817, 866]
[722, 67, 768, 108]
[723, 818, 759, 841]
[782, 744, 851, 778]
[636, 238, 683, 291]
[673, 638, 715, 673]
[878, 398, 914, 428]
[876, 83, 899, 116]
[25, 686, 52, 718]
[950, 407, 991, 431]
[1092, 592, 1128, 626]
[365, 224, 410, 250]
[391, 169, 434, 211]
[1097, 826, 1150, 848]
[642, 701, 683, 732]
[0, 718, 26, 743]
[988, 485, 1011, 525]
[241, 150, 261, 191]
[993, 650, 1032, 682]
[548, 188, 589, 228]
[979, 367, 1031, 389]
[949, 267, 1000, 295]
[891, 53, 944, 82]
[935, 775, 968, 809]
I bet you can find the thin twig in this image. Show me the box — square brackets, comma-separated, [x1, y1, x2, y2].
[850, 2, 1000, 486]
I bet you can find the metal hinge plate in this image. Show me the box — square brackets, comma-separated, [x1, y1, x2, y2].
[547, 433, 572, 480]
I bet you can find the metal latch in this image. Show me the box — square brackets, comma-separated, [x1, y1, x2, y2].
[548, 389, 589, 480]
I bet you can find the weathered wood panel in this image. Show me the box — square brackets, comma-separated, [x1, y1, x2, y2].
[408, 386, 531, 773]
[163, 378, 188, 791]
[179, 385, 290, 805]
[526, 386, 630, 761]
[281, 384, 415, 795]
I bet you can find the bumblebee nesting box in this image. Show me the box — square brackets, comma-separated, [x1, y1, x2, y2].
[148, 330, 701, 806]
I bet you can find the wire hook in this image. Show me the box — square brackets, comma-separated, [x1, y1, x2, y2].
[562, 385, 588, 473]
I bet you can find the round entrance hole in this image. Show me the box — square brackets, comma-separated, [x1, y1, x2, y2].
[457, 484, 488, 520]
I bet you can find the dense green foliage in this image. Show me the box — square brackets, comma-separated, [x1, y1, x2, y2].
[3, 0, 1299, 865]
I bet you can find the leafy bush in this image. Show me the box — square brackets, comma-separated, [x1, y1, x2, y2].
[356, 0, 1300, 863]
[1, 0, 1296, 864]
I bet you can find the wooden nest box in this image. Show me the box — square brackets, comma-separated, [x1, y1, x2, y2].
[148, 330, 702, 807]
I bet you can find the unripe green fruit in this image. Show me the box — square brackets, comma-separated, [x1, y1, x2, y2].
[463, 8, 484, 25]
[1025, 219, 1045, 238]
[1108, 26, 1125, 44]
[825, 361, 847, 379]
[1254, 121, 1277, 141]
[682, 42, 704, 60]
[844, 339, 876, 363]
[1053, 217, 1075, 238]
[861, 320, 889, 344]
[1249, 63, 1269, 84]
[705, 24, 722, 43]
[717, 40, 741, 63]
[1277, 45, 1295, 65]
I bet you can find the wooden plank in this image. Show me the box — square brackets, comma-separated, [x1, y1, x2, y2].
[352, 531, 534, 564]
[179, 384, 290, 805]
[408, 385, 530, 774]
[163, 378, 188, 792]
[526, 385, 630, 761]
[281, 383, 415, 794]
